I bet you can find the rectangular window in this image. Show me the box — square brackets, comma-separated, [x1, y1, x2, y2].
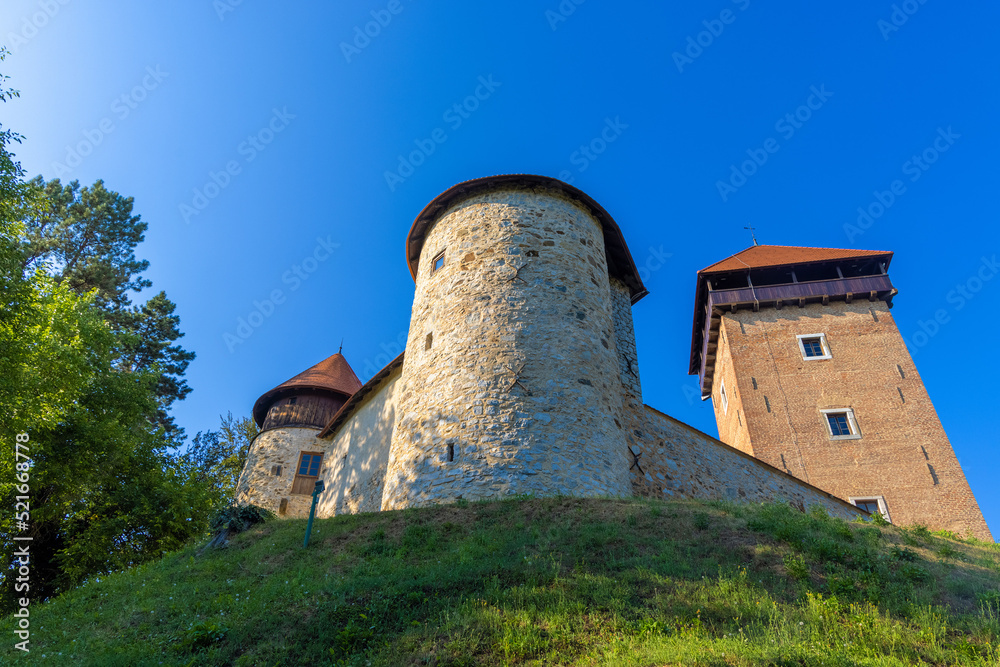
[849, 496, 891, 523]
[797, 333, 832, 360]
[827, 413, 850, 436]
[291, 451, 323, 495]
[821, 408, 861, 440]
[432, 251, 445, 273]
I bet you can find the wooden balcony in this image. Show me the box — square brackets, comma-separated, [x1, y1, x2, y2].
[696, 274, 896, 397]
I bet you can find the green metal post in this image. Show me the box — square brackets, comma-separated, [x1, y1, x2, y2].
[303, 479, 324, 548]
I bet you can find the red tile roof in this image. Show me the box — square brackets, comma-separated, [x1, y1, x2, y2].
[252, 352, 363, 427]
[700, 245, 892, 274]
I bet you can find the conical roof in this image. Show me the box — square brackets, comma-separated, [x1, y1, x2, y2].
[252, 352, 363, 427]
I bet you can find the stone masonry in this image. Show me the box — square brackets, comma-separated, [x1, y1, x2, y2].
[381, 187, 633, 509]
[234, 175, 993, 540]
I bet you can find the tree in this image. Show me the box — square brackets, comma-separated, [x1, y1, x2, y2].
[0, 51, 212, 610]
[19, 177, 194, 440]
[181, 413, 259, 510]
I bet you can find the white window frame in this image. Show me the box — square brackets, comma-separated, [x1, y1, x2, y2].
[719, 378, 729, 415]
[797, 333, 832, 360]
[849, 496, 891, 523]
[821, 408, 861, 440]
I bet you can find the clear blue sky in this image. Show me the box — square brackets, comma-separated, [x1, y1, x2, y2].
[4, 1, 998, 532]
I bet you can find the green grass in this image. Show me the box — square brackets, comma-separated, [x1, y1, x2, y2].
[3, 497, 999, 665]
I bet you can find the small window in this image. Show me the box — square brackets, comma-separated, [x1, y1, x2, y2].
[291, 451, 323, 495]
[289, 397, 297, 405]
[447, 443, 455, 462]
[432, 251, 445, 273]
[821, 408, 861, 440]
[797, 333, 832, 360]
[425, 332, 433, 350]
[719, 379, 729, 415]
[850, 496, 891, 523]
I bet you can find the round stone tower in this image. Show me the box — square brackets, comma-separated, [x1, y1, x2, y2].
[235, 351, 362, 515]
[381, 175, 647, 510]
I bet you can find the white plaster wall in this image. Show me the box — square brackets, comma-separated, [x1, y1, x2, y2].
[315, 371, 399, 517]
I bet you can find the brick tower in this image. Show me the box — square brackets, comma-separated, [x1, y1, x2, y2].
[689, 245, 991, 540]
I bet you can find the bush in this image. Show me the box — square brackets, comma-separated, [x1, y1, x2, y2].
[210, 503, 275, 534]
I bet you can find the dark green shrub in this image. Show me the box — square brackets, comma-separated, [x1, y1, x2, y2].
[209, 503, 275, 534]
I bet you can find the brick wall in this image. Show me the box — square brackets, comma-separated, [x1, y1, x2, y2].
[715, 300, 991, 540]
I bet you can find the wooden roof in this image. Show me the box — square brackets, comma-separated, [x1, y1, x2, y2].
[406, 174, 648, 304]
[688, 244, 895, 379]
[252, 352, 363, 427]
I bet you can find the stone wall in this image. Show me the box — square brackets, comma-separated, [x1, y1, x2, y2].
[382, 186, 633, 510]
[626, 402, 863, 521]
[315, 370, 399, 517]
[234, 426, 329, 517]
[609, 277, 642, 400]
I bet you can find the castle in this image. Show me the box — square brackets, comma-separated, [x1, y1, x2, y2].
[234, 174, 992, 541]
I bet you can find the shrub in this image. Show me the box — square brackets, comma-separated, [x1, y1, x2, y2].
[210, 503, 276, 534]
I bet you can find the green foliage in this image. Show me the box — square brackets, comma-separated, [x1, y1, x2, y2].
[3, 498, 997, 666]
[181, 412, 259, 509]
[175, 620, 229, 652]
[783, 553, 809, 581]
[0, 57, 210, 610]
[209, 504, 275, 534]
[20, 176, 195, 439]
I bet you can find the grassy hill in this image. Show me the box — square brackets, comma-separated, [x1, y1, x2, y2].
[3, 496, 999, 666]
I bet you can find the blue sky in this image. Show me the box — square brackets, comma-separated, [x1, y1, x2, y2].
[4, 1, 998, 531]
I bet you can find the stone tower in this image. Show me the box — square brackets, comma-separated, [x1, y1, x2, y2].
[381, 175, 648, 510]
[689, 245, 991, 540]
[235, 352, 362, 516]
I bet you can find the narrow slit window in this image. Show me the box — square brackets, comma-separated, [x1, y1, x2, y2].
[719, 379, 728, 414]
[897, 364, 905, 379]
[447, 443, 455, 462]
[425, 332, 433, 350]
